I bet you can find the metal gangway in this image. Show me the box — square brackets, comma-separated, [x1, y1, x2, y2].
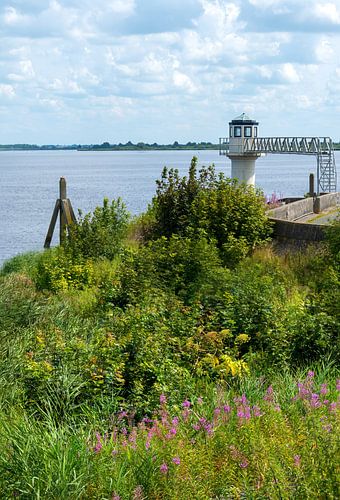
[219, 136, 337, 194]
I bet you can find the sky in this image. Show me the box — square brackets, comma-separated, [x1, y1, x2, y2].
[1, 0, 340, 144]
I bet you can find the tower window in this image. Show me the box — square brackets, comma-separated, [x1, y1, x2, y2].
[234, 126, 242, 137]
[229, 126, 233, 138]
[254, 127, 258, 138]
[244, 126, 252, 137]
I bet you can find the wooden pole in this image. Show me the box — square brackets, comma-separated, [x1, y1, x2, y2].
[59, 177, 67, 244]
[309, 173, 315, 197]
[44, 177, 77, 248]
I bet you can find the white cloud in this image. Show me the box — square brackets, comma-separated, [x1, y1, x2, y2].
[314, 2, 340, 24]
[279, 63, 300, 83]
[0, 84, 15, 97]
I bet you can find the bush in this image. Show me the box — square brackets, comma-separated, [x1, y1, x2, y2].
[66, 197, 130, 260]
[147, 157, 272, 264]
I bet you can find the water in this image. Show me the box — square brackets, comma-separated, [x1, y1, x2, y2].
[1, 150, 337, 265]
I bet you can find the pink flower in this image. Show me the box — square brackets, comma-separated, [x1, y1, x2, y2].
[182, 400, 191, 408]
[223, 404, 231, 413]
[239, 459, 249, 468]
[172, 456, 181, 465]
[264, 385, 274, 403]
[336, 380, 340, 392]
[160, 393, 167, 405]
[294, 455, 301, 467]
[197, 397, 203, 405]
[160, 463, 168, 474]
[307, 371, 315, 378]
[172, 417, 179, 426]
[320, 383, 328, 395]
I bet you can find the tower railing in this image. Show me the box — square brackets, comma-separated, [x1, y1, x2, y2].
[219, 136, 337, 193]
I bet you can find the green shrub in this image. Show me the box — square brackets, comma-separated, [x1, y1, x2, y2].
[147, 157, 272, 264]
[35, 247, 94, 292]
[66, 197, 130, 260]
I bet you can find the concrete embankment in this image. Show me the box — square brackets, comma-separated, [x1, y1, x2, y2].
[267, 193, 340, 241]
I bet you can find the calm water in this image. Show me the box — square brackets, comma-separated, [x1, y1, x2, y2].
[1, 150, 337, 265]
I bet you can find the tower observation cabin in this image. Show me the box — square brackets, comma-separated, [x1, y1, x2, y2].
[219, 113, 337, 194]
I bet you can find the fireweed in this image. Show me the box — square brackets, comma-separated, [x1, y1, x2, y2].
[87, 374, 339, 499]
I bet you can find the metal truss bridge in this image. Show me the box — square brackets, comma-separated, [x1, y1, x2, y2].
[219, 136, 337, 193]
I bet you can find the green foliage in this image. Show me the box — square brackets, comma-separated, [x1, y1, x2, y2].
[148, 157, 272, 264]
[35, 247, 94, 292]
[326, 212, 340, 264]
[66, 197, 130, 260]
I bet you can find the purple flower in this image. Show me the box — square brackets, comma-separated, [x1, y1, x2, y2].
[323, 424, 332, 433]
[252, 405, 263, 417]
[239, 459, 249, 469]
[197, 397, 203, 405]
[172, 456, 181, 465]
[294, 455, 301, 467]
[160, 393, 167, 405]
[264, 385, 274, 403]
[172, 416, 179, 426]
[307, 370, 315, 378]
[310, 393, 321, 409]
[320, 383, 328, 395]
[94, 433, 102, 453]
[223, 404, 231, 413]
[132, 485, 144, 500]
[336, 379, 340, 392]
[160, 463, 168, 474]
[329, 402, 337, 412]
[214, 407, 221, 416]
[112, 493, 121, 500]
[192, 423, 200, 431]
[182, 399, 191, 408]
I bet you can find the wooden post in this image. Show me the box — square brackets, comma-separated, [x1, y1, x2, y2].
[309, 173, 315, 197]
[59, 177, 67, 244]
[44, 177, 77, 248]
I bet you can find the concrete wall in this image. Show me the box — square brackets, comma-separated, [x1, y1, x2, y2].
[314, 192, 340, 214]
[269, 218, 326, 241]
[267, 197, 314, 221]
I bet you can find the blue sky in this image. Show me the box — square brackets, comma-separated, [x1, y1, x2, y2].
[1, 0, 340, 144]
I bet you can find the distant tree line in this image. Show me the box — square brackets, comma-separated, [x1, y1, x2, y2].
[0, 141, 219, 151]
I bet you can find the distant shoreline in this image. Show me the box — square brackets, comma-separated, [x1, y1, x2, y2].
[1, 142, 339, 152]
[0, 143, 220, 152]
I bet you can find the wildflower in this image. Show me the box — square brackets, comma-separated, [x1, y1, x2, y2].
[160, 463, 168, 474]
[192, 423, 200, 431]
[329, 402, 337, 413]
[132, 485, 144, 500]
[160, 393, 167, 405]
[322, 424, 332, 433]
[310, 393, 321, 409]
[112, 449, 118, 456]
[172, 417, 179, 426]
[118, 411, 128, 420]
[239, 460, 249, 469]
[252, 405, 263, 417]
[263, 385, 274, 403]
[182, 409, 190, 421]
[274, 404, 281, 412]
[214, 407, 221, 416]
[294, 455, 301, 467]
[307, 370, 315, 378]
[323, 400, 329, 405]
[223, 404, 231, 413]
[172, 456, 181, 465]
[112, 493, 121, 500]
[320, 383, 328, 395]
[336, 380, 340, 392]
[182, 400, 191, 408]
[94, 433, 102, 453]
[197, 397, 203, 405]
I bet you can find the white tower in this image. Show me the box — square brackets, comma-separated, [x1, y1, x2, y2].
[227, 113, 261, 185]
